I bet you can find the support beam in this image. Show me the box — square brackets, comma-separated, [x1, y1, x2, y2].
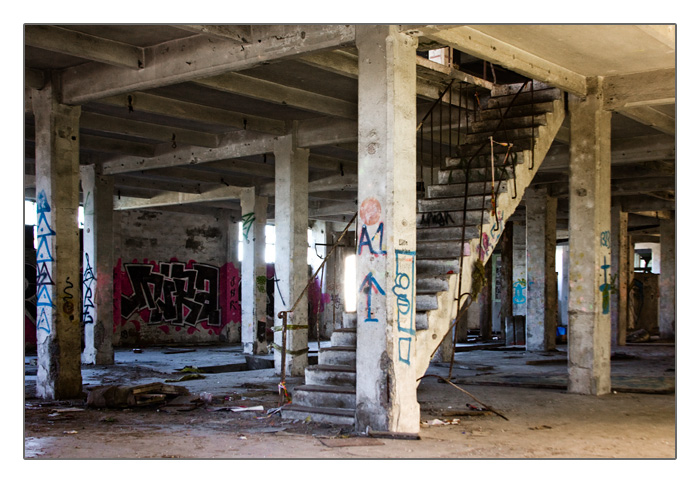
[273, 132, 309, 376]
[602, 68, 675, 111]
[567, 80, 612, 396]
[113, 185, 248, 210]
[500, 222, 514, 345]
[25, 25, 146, 70]
[240, 191, 268, 354]
[525, 187, 557, 351]
[610, 203, 629, 346]
[32, 77, 83, 399]
[405, 25, 588, 96]
[618, 105, 675, 135]
[658, 217, 676, 340]
[176, 25, 253, 43]
[80, 165, 115, 364]
[61, 25, 357, 104]
[96, 91, 286, 135]
[195, 72, 357, 120]
[355, 25, 419, 434]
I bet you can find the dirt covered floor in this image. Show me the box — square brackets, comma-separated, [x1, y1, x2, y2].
[23, 343, 677, 461]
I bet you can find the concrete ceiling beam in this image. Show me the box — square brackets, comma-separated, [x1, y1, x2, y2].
[80, 111, 220, 148]
[95, 91, 286, 135]
[114, 185, 252, 210]
[60, 25, 356, 104]
[404, 25, 588, 96]
[174, 25, 253, 43]
[617, 105, 675, 135]
[602, 68, 675, 111]
[194, 72, 357, 120]
[25, 25, 146, 70]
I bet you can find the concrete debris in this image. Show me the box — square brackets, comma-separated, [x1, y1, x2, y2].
[420, 418, 461, 427]
[627, 329, 651, 343]
[87, 382, 189, 408]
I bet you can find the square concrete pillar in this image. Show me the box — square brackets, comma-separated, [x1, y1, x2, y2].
[610, 203, 629, 346]
[500, 222, 515, 345]
[512, 220, 527, 318]
[567, 82, 612, 395]
[525, 186, 557, 351]
[658, 216, 675, 339]
[355, 25, 420, 434]
[32, 78, 83, 399]
[80, 164, 115, 365]
[240, 189, 267, 354]
[273, 133, 309, 376]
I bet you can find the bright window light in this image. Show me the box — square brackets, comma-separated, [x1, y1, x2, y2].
[25, 200, 37, 226]
[344, 254, 357, 313]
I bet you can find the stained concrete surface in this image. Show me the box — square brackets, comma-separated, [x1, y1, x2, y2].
[23, 342, 676, 460]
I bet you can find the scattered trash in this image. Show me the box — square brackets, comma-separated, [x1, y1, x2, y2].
[420, 418, 460, 427]
[626, 329, 650, 343]
[229, 406, 265, 412]
[132, 349, 142, 353]
[63, 430, 78, 434]
[238, 436, 247, 440]
[319, 437, 386, 447]
[528, 425, 552, 430]
[199, 392, 213, 406]
[176, 366, 202, 373]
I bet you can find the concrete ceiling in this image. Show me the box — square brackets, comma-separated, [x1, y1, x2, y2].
[23, 24, 676, 234]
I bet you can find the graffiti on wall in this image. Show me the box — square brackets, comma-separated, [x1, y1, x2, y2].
[359, 272, 385, 323]
[513, 278, 526, 305]
[35, 191, 54, 335]
[82, 253, 96, 324]
[241, 212, 255, 242]
[479, 209, 504, 261]
[358, 197, 387, 256]
[419, 211, 455, 227]
[599, 256, 611, 315]
[393, 250, 416, 366]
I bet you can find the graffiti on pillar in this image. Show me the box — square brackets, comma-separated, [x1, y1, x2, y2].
[419, 211, 455, 227]
[82, 253, 96, 324]
[241, 212, 255, 243]
[120, 260, 221, 327]
[358, 197, 386, 256]
[35, 190, 55, 335]
[599, 256, 611, 315]
[513, 278, 526, 305]
[220, 262, 241, 328]
[480, 210, 504, 261]
[600, 230, 611, 248]
[393, 250, 416, 366]
[359, 272, 385, 323]
[62, 276, 75, 317]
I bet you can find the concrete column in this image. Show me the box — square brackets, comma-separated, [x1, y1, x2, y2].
[512, 220, 527, 317]
[355, 25, 419, 433]
[80, 165, 114, 365]
[558, 244, 570, 327]
[525, 186, 557, 351]
[610, 203, 629, 346]
[240, 189, 268, 354]
[227, 213, 240, 267]
[658, 217, 675, 339]
[32, 78, 83, 399]
[567, 82, 612, 395]
[500, 222, 514, 345]
[273, 133, 309, 376]
[480, 258, 493, 340]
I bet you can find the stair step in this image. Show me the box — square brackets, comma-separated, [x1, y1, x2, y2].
[417, 225, 479, 242]
[426, 181, 509, 198]
[417, 241, 471, 260]
[416, 311, 429, 330]
[342, 312, 357, 329]
[477, 101, 556, 121]
[467, 114, 548, 135]
[437, 168, 514, 184]
[417, 209, 484, 228]
[416, 258, 460, 276]
[331, 328, 356, 347]
[319, 346, 356, 366]
[416, 275, 450, 293]
[292, 384, 356, 409]
[280, 404, 355, 425]
[458, 140, 532, 158]
[418, 196, 494, 213]
[305, 364, 356, 386]
[486, 87, 562, 109]
[416, 294, 438, 311]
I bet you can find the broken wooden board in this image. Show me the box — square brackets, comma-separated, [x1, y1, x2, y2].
[318, 437, 385, 447]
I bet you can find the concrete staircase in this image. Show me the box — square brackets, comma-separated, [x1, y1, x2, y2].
[280, 313, 358, 425]
[281, 80, 566, 426]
